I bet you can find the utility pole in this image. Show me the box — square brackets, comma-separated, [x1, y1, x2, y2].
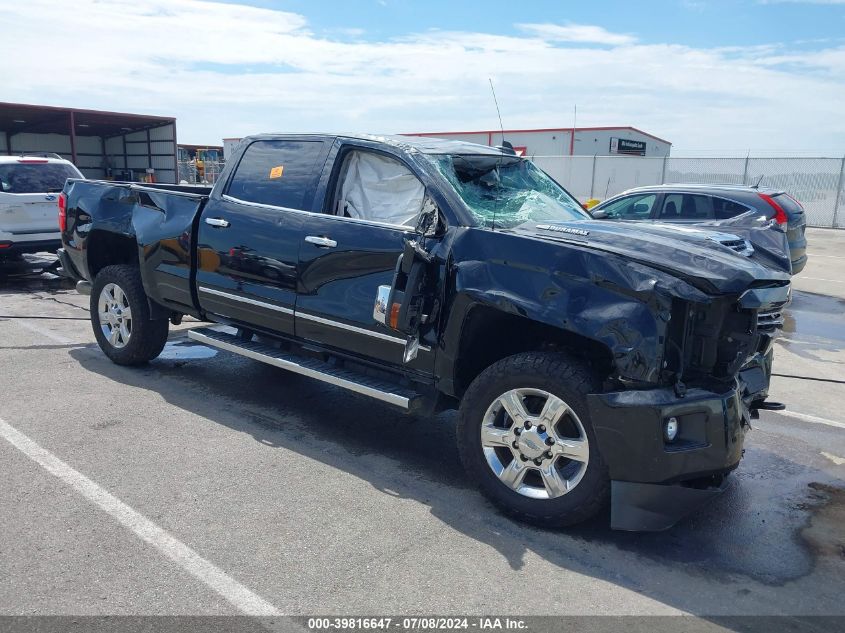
[68, 110, 78, 166]
[568, 104, 577, 192]
[742, 151, 750, 185]
[833, 155, 845, 228]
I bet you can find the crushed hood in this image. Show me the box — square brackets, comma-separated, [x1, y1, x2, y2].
[517, 219, 790, 295]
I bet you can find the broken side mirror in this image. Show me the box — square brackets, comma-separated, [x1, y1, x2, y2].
[373, 235, 437, 363]
[415, 193, 444, 238]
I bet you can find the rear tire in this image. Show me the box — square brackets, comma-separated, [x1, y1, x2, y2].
[457, 351, 610, 528]
[90, 265, 169, 365]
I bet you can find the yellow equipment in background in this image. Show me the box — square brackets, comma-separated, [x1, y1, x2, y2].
[195, 148, 221, 181]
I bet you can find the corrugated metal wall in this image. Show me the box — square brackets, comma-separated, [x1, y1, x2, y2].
[3, 123, 177, 183]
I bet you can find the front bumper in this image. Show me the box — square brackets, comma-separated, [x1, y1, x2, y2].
[587, 385, 747, 531]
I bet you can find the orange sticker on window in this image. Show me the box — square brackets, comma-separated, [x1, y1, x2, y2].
[269, 165, 284, 179]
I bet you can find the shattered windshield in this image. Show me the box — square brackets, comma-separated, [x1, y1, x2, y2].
[430, 154, 589, 229]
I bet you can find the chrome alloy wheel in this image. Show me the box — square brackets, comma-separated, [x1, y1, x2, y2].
[480, 388, 589, 499]
[98, 283, 133, 349]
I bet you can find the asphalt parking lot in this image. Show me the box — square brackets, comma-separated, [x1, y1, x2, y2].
[0, 229, 843, 621]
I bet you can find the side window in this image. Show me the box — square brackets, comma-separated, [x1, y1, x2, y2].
[227, 140, 324, 209]
[659, 193, 713, 220]
[333, 150, 424, 226]
[712, 197, 750, 219]
[600, 194, 657, 219]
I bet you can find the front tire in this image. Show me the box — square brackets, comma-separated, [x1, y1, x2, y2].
[90, 265, 169, 365]
[457, 351, 610, 527]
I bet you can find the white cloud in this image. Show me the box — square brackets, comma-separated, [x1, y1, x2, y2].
[516, 23, 637, 46]
[1, 0, 844, 154]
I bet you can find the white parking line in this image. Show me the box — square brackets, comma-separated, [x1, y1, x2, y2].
[800, 276, 845, 284]
[0, 416, 282, 616]
[771, 409, 845, 430]
[11, 319, 73, 345]
[821, 452, 845, 466]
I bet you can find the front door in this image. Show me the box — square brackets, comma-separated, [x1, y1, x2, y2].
[295, 147, 436, 374]
[196, 138, 329, 335]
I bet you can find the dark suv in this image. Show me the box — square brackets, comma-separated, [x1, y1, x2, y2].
[591, 184, 807, 273]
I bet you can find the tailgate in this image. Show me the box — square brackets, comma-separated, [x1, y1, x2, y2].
[0, 192, 60, 234]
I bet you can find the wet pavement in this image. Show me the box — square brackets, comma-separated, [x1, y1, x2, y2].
[0, 239, 843, 621]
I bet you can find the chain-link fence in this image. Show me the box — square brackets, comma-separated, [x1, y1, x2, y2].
[532, 155, 845, 228]
[177, 160, 226, 185]
[172, 155, 845, 228]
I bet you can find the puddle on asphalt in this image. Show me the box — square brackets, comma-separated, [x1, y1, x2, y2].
[778, 290, 845, 360]
[800, 482, 845, 564]
[158, 340, 218, 360]
[0, 253, 73, 291]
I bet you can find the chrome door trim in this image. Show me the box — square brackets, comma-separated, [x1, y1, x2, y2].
[296, 312, 431, 352]
[297, 311, 405, 344]
[297, 311, 432, 352]
[199, 289, 431, 352]
[198, 286, 294, 315]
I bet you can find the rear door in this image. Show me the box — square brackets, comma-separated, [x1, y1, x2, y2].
[295, 143, 436, 374]
[655, 193, 715, 223]
[0, 160, 81, 235]
[196, 138, 329, 336]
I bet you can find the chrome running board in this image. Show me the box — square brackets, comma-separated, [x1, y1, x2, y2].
[188, 327, 421, 410]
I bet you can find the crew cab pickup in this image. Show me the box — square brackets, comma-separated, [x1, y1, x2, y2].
[59, 134, 791, 531]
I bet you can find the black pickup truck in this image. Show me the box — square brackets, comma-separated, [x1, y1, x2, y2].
[58, 134, 791, 531]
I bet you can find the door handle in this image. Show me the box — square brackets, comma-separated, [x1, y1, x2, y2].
[305, 235, 337, 248]
[205, 217, 230, 228]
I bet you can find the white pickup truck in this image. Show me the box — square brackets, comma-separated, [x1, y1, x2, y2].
[0, 154, 83, 258]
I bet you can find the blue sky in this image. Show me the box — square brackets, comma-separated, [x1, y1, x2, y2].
[3, 0, 844, 154]
[244, 0, 842, 49]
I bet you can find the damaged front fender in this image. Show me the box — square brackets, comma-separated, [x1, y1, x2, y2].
[438, 228, 710, 390]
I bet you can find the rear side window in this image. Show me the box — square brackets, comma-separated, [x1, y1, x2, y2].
[659, 193, 713, 220]
[226, 140, 324, 209]
[0, 163, 80, 193]
[712, 197, 750, 219]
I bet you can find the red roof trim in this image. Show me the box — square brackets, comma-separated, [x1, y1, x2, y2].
[403, 126, 672, 146]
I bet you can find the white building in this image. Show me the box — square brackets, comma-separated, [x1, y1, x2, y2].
[403, 126, 671, 158]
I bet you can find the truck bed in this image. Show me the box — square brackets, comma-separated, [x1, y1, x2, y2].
[60, 178, 210, 317]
